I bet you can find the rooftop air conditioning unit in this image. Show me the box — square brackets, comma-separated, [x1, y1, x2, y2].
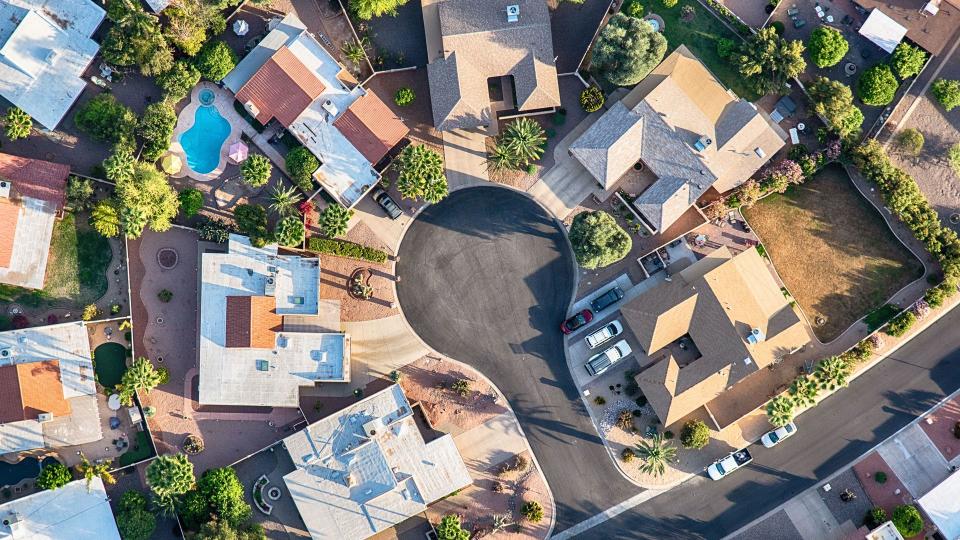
[0, 181, 11, 199]
[321, 100, 338, 118]
[264, 276, 276, 297]
[243, 100, 260, 118]
[507, 5, 520, 22]
[746, 327, 766, 345]
[693, 136, 713, 152]
[37, 413, 53, 423]
[754, 147, 766, 159]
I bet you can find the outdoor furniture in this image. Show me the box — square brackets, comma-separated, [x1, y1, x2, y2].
[789, 128, 800, 144]
[815, 5, 825, 18]
[826, 14, 834, 22]
[108, 394, 121, 411]
[109, 417, 121, 429]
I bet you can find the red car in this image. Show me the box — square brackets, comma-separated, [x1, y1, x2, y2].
[561, 309, 593, 334]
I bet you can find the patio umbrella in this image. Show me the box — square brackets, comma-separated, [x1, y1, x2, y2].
[161, 153, 182, 174]
[228, 140, 248, 163]
[233, 19, 249, 36]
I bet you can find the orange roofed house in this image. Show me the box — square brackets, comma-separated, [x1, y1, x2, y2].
[0, 153, 71, 290]
[223, 13, 409, 208]
[621, 246, 812, 430]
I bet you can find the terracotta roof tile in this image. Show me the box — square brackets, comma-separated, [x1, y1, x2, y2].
[235, 46, 326, 127]
[0, 198, 21, 268]
[0, 361, 71, 423]
[225, 296, 282, 349]
[0, 153, 70, 209]
[334, 92, 409, 164]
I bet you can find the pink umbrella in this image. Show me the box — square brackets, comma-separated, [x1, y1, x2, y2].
[228, 141, 248, 164]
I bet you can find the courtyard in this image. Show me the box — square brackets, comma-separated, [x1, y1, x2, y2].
[743, 163, 923, 342]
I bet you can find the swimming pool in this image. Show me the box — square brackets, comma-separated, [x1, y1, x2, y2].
[0, 456, 57, 488]
[179, 92, 230, 175]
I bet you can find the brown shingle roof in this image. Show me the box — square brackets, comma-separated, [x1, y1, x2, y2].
[235, 46, 326, 127]
[0, 198, 21, 268]
[0, 361, 71, 423]
[334, 92, 409, 164]
[225, 296, 282, 349]
[0, 153, 70, 210]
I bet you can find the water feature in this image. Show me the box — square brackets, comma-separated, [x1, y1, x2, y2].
[0, 456, 57, 488]
[179, 90, 230, 175]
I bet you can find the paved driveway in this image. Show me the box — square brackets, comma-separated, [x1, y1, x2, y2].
[395, 186, 638, 530]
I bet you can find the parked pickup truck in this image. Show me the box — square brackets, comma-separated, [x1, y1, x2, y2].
[707, 449, 753, 480]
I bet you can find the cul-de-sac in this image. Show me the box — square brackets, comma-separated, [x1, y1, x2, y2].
[0, 0, 959, 539]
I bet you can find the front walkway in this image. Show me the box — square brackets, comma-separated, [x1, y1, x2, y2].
[442, 127, 490, 190]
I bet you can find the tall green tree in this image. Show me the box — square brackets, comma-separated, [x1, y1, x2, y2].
[435, 514, 469, 540]
[146, 454, 195, 502]
[3, 107, 31, 140]
[736, 26, 806, 95]
[116, 164, 179, 238]
[116, 490, 156, 540]
[198, 467, 252, 527]
[807, 77, 864, 138]
[179, 188, 204, 217]
[395, 145, 448, 203]
[36, 462, 72, 490]
[274, 216, 304, 247]
[119, 357, 164, 405]
[194, 518, 266, 540]
[194, 40, 237, 82]
[317, 203, 353, 238]
[858, 64, 899, 106]
[138, 102, 177, 161]
[591, 13, 667, 86]
[349, 0, 409, 20]
[285, 147, 320, 193]
[104, 145, 137, 183]
[635, 434, 676, 477]
[890, 42, 927, 79]
[92, 199, 122, 238]
[814, 356, 852, 391]
[75, 94, 138, 146]
[102, 0, 172, 76]
[67, 176, 96, 211]
[157, 61, 201, 102]
[568, 210, 632, 269]
[807, 26, 848, 68]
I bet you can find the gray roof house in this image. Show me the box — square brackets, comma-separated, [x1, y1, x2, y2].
[569, 46, 786, 233]
[422, 0, 561, 131]
[283, 384, 472, 539]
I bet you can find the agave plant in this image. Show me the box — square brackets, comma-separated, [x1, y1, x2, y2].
[500, 117, 546, 167]
[788, 374, 819, 408]
[485, 143, 516, 172]
[268, 184, 303, 217]
[814, 356, 852, 391]
[635, 433, 677, 477]
[766, 395, 795, 427]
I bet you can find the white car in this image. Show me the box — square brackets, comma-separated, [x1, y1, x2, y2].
[761, 422, 797, 448]
[584, 339, 632, 376]
[707, 449, 753, 481]
[585, 320, 623, 349]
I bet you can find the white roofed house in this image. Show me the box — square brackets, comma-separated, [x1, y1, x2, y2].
[0, 0, 105, 130]
[198, 235, 351, 407]
[222, 13, 409, 208]
[0, 478, 120, 540]
[282, 384, 472, 539]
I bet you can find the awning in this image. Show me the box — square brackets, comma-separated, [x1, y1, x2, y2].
[859, 9, 907, 54]
[919, 470, 960, 540]
[233, 19, 249, 36]
[228, 141, 248, 164]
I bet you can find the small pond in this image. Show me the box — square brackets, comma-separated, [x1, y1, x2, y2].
[0, 456, 57, 488]
[94, 342, 127, 388]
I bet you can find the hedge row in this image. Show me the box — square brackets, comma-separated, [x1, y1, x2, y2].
[307, 237, 388, 263]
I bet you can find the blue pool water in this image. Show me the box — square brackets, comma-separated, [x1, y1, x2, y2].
[179, 101, 230, 174]
[0, 456, 57, 487]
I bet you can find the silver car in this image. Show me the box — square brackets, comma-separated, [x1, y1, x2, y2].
[585, 320, 623, 349]
[584, 339, 632, 376]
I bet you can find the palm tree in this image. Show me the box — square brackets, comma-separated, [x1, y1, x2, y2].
[814, 356, 852, 391]
[119, 357, 163, 405]
[766, 395, 795, 427]
[501, 118, 546, 167]
[76, 454, 115, 490]
[635, 434, 677, 477]
[269, 184, 303, 217]
[788, 374, 818, 408]
[4, 107, 31, 140]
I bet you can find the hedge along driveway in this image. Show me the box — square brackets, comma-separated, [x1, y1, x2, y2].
[743, 163, 923, 342]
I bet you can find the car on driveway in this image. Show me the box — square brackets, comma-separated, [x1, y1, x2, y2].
[372, 187, 403, 220]
[584, 339, 631, 376]
[561, 309, 593, 334]
[707, 449, 753, 480]
[585, 320, 623, 349]
[761, 422, 797, 448]
[590, 286, 624, 313]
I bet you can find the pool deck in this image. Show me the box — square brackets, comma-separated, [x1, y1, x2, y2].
[169, 82, 246, 182]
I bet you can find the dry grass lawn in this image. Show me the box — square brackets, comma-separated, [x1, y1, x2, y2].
[743, 164, 922, 342]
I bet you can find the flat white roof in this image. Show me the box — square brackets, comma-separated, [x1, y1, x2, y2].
[283, 385, 472, 540]
[919, 469, 960, 540]
[0, 419, 43, 454]
[199, 235, 350, 407]
[0, 477, 120, 540]
[859, 9, 907, 54]
[0, 0, 104, 129]
[0, 321, 95, 398]
[143, 0, 171, 13]
[0, 196, 56, 289]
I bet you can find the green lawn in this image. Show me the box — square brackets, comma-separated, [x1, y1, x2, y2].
[118, 431, 154, 467]
[629, 0, 760, 101]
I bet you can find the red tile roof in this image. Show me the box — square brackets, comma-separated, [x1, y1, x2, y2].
[0, 153, 70, 210]
[334, 92, 410, 164]
[0, 198, 20, 268]
[235, 46, 326, 127]
[0, 361, 71, 423]
[225, 296, 282, 349]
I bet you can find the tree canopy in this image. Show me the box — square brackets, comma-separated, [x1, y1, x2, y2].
[806, 77, 863, 138]
[858, 64, 899, 106]
[591, 13, 667, 86]
[102, 0, 173, 76]
[3, 107, 31, 140]
[120, 357, 164, 404]
[318, 204, 353, 238]
[569, 210, 632, 269]
[890, 42, 927, 79]
[179, 188, 204, 217]
[75, 94, 137, 146]
[395, 145, 448, 203]
[158, 61, 201, 102]
[92, 200, 122, 238]
[931, 78, 960, 111]
[198, 467, 252, 527]
[194, 41, 237, 82]
[115, 163, 180, 238]
[807, 26, 848, 68]
[116, 490, 156, 540]
[36, 462, 72, 490]
[349, 0, 409, 20]
[736, 27, 806, 95]
[285, 147, 319, 194]
[240, 155, 272, 187]
[435, 514, 469, 540]
[146, 454, 195, 500]
[274, 216, 305, 247]
[138, 102, 177, 162]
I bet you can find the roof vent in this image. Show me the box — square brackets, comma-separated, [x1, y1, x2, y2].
[693, 136, 713, 152]
[243, 100, 260, 118]
[507, 5, 520, 22]
[321, 100, 339, 118]
[754, 147, 766, 158]
[0, 181, 11, 199]
[37, 412, 53, 423]
[746, 328, 766, 345]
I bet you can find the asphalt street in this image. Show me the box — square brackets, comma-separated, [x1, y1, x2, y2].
[396, 187, 639, 530]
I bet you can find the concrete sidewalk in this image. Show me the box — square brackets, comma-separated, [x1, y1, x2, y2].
[442, 127, 489, 190]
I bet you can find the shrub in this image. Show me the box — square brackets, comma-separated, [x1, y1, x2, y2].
[569, 210, 632, 269]
[808, 26, 848, 68]
[925, 278, 957, 308]
[158, 289, 173, 302]
[435, 514, 469, 540]
[66, 176, 95, 211]
[949, 143, 960, 177]
[82, 304, 100, 321]
[770, 21, 785, 35]
[3, 106, 31, 140]
[234, 204, 270, 246]
[74, 94, 137, 146]
[858, 64, 899, 106]
[885, 311, 915, 337]
[179, 188, 204, 217]
[621, 447, 636, 462]
[274, 216, 305, 247]
[194, 40, 236, 82]
[240, 155, 272, 187]
[931, 78, 960, 111]
[317, 203, 354, 238]
[894, 128, 924, 157]
[198, 218, 233, 243]
[285, 147, 320, 193]
[891, 505, 923, 538]
[663, 430, 674, 439]
[866, 507, 888, 529]
[594, 396, 606, 405]
[954, 421, 960, 439]
[662, 0, 678, 7]
[394, 87, 415, 106]
[616, 409, 634, 431]
[307, 237, 388, 263]
[623, 0, 643, 17]
[580, 86, 605, 113]
[157, 367, 170, 385]
[451, 379, 470, 397]
[890, 42, 927, 79]
[36, 462, 72, 490]
[520, 501, 544, 523]
[717, 38, 736, 59]
[395, 145, 448, 202]
[874, 471, 887, 484]
[680, 420, 710, 449]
